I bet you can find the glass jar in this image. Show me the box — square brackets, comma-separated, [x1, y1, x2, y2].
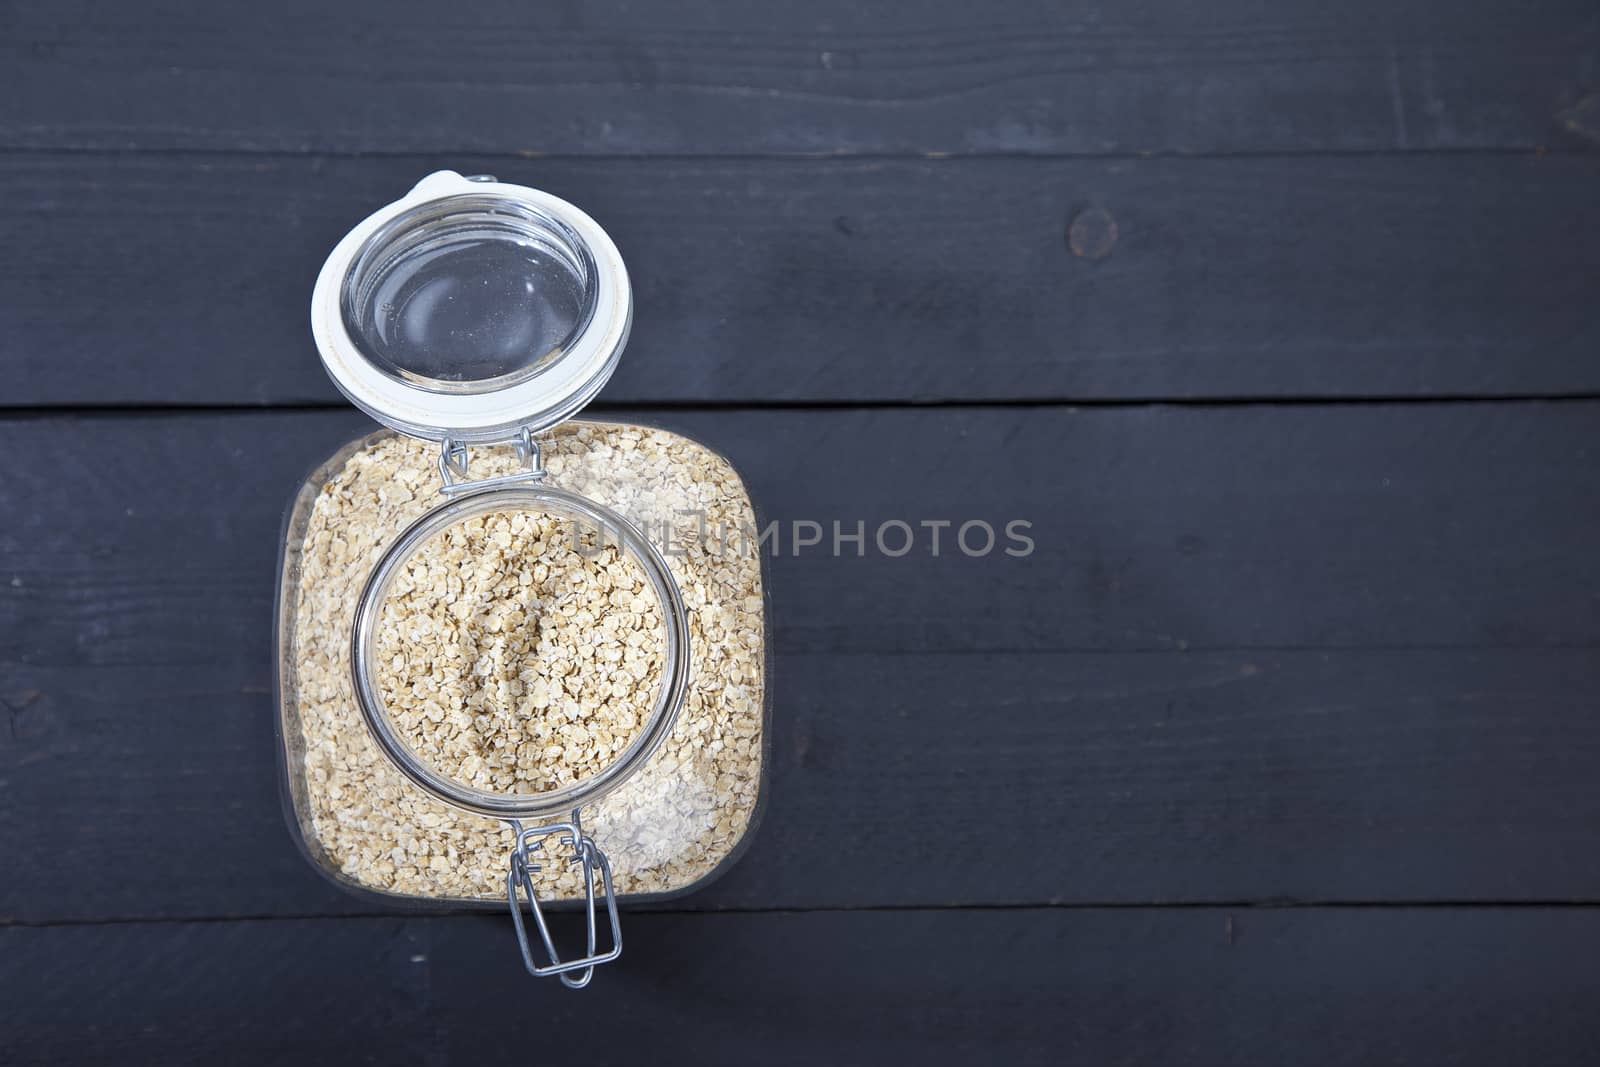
[273, 171, 771, 987]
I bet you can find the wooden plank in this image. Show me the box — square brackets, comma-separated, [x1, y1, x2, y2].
[3, 0, 1597, 156]
[5, 152, 1600, 407]
[6, 908, 1600, 1064]
[3, 405, 1599, 920]
[7, 649, 1598, 921]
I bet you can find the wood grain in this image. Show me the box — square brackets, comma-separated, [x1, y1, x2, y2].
[6, 909, 1600, 1065]
[3, 405, 1598, 921]
[5, 152, 1600, 407]
[3, 0, 1597, 156]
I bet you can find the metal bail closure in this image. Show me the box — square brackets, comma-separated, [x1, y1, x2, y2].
[505, 813, 622, 989]
[438, 426, 546, 495]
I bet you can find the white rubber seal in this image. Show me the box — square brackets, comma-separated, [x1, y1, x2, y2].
[310, 170, 632, 443]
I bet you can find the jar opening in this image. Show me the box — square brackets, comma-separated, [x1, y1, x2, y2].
[341, 195, 600, 396]
[350, 486, 690, 820]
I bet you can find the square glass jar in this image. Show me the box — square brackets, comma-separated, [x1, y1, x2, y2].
[275, 420, 771, 907]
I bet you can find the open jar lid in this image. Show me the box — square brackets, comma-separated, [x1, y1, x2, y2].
[311, 171, 632, 444]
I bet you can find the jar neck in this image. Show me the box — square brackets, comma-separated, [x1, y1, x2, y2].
[348, 483, 691, 821]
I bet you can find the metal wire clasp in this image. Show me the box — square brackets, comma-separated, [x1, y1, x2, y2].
[505, 812, 622, 989]
[438, 428, 546, 495]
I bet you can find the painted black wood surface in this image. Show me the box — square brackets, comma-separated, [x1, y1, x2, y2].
[3, 0, 1598, 1062]
[7, 909, 1600, 1065]
[5, 0, 1598, 155]
[6, 152, 1600, 405]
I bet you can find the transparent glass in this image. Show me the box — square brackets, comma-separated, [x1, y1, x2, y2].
[275, 421, 771, 907]
[353, 488, 690, 819]
[341, 195, 598, 394]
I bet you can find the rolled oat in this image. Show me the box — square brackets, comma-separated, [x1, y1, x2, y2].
[374, 509, 666, 797]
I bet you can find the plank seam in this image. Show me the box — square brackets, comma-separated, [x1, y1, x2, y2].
[3, 394, 1600, 420]
[0, 144, 1592, 164]
[8, 900, 1600, 930]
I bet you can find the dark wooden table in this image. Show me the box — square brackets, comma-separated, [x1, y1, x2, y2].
[4, 3, 1599, 1063]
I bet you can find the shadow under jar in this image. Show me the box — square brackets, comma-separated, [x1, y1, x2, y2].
[274, 171, 771, 987]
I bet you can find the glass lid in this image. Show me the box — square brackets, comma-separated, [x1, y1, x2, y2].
[312, 171, 632, 443]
